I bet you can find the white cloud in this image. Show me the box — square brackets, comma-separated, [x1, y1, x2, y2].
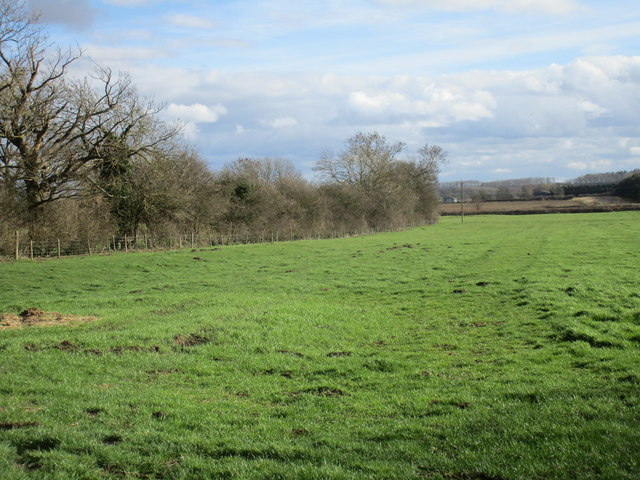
[166, 14, 216, 30]
[165, 103, 227, 123]
[162, 103, 227, 140]
[567, 160, 614, 171]
[438, 56, 640, 139]
[180, 122, 200, 141]
[264, 117, 299, 128]
[579, 100, 607, 118]
[104, 55, 640, 179]
[349, 91, 405, 112]
[347, 83, 495, 125]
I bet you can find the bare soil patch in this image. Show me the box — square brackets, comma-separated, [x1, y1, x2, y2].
[56, 340, 77, 351]
[102, 434, 122, 445]
[0, 308, 97, 329]
[0, 421, 40, 430]
[309, 386, 346, 397]
[173, 333, 210, 347]
[276, 349, 305, 357]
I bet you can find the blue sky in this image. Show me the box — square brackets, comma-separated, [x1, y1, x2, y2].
[30, 0, 640, 181]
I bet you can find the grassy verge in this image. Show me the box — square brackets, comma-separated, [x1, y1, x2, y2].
[1, 212, 639, 479]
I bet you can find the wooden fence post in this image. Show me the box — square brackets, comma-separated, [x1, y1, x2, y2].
[124, 234, 128, 253]
[15, 231, 19, 260]
[30, 240, 34, 260]
[58, 239, 61, 258]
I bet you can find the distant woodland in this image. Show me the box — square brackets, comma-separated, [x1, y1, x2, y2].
[439, 170, 640, 202]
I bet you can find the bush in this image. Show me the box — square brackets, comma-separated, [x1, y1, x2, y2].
[615, 173, 640, 201]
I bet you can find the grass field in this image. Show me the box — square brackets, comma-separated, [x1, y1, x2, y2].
[0, 212, 639, 479]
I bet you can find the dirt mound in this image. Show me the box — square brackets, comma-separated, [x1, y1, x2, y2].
[0, 308, 97, 329]
[173, 333, 210, 347]
[327, 351, 352, 357]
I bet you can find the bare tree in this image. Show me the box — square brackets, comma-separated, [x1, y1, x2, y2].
[0, 0, 177, 235]
[314, 132, 446, 227]
[223, 157, 301, 186]
[125, 146, 219, 236]
[416, 143, 447, 182]
[314, 132, 405, 194]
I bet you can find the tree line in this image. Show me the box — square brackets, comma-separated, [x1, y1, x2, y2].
[440, 169, 640, 202]
[0, 1, 444, 253]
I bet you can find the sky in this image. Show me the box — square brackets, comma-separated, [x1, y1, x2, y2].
[28, 0, 640, 182]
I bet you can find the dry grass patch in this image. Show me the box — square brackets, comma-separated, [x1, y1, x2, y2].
[0, 308, 97, 329]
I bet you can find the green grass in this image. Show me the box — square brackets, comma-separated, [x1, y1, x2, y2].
[0, 212, 639, 479]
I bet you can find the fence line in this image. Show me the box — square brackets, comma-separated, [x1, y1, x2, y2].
[5, 223, 423, 260]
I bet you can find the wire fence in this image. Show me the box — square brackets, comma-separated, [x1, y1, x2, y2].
[4, 224, 423, 261]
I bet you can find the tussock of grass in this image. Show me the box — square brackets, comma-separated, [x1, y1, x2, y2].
[0, 212, 639, 479]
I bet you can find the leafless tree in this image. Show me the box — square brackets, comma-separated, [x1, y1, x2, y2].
[125, 146, 219, 236]
[314, 132, 405, 194]
[0, 0, 177, 235]
[314, 132, 446, 227]
[225, 157, 301, 185]
[416, 143, 447, 182]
